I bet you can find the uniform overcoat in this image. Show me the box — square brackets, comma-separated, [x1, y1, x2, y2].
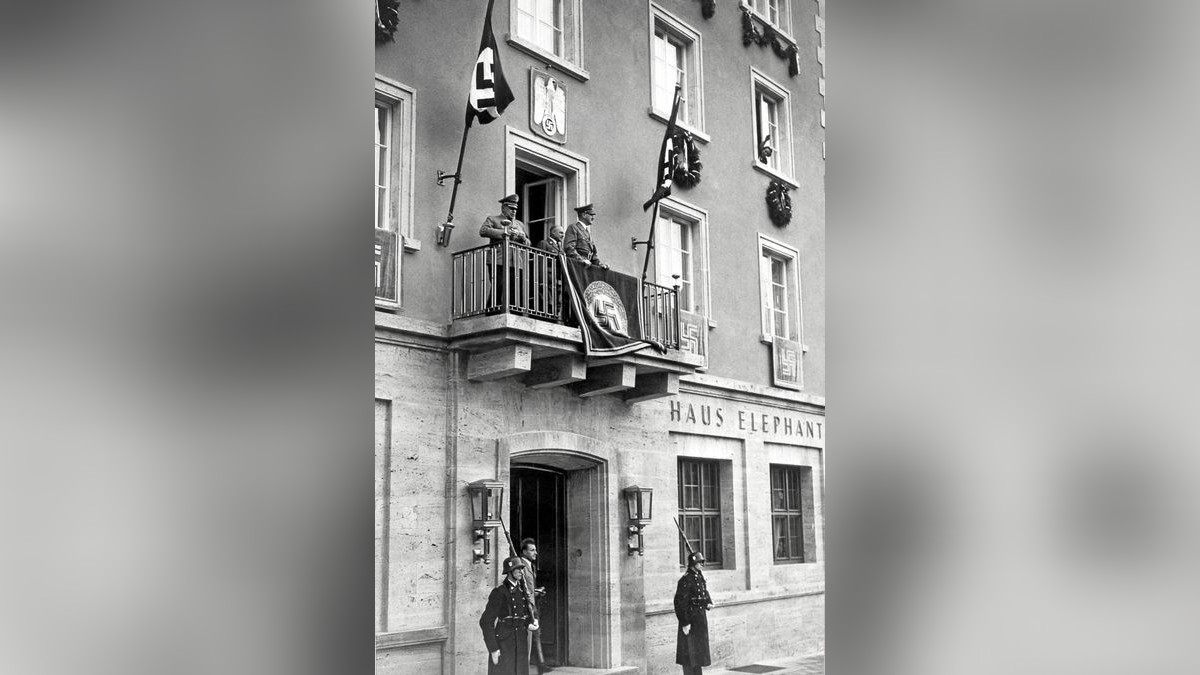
[674, 567, 713, 667]
[563, 221, 602, 266]
[479, 580, 534, 675]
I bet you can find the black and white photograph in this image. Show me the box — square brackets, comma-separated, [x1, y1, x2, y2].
[376, 1, 825, 672]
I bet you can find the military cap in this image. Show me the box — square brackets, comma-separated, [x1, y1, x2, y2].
[499, 194, 520, 206]
[502, 556, 527, 574]
[574, 203, 595, 215]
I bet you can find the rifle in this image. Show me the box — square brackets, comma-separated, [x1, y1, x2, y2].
[673, 517, 696, 558]
[498, 516, 538, 617]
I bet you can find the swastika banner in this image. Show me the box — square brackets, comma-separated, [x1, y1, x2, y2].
[772, 336, 803, 390]
[560, 256, 656, 357]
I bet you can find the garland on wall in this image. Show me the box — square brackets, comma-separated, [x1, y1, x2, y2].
[376, 0, 399, 44]
[671, 131, 703, 189]
[740, 6, 800, 77]
[766, 179, 793, 227]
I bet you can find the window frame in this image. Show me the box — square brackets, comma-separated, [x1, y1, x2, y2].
[654, 197, 711, 322]
[678, 457, 723, 566]
[741, 0, 795, 41]
[749, 67, 798, 187]
[509, 0, 589, 82]
[505, 127, 590, 234]
[648, 3, 707, 139]
[374, 75, 418, 252]
[757, 234, 804, 346]
[770, 463, 815, 564]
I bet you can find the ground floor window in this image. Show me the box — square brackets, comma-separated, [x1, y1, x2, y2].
[678, 458, 722, 565]
[770, 463, 815, 563]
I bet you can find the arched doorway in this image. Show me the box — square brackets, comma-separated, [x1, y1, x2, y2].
[504, 433, 617, 669]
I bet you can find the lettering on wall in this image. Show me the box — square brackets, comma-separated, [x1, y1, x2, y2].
[668, 398, 823, 444]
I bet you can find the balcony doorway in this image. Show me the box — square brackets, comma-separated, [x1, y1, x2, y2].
[516, 167, 564, 248]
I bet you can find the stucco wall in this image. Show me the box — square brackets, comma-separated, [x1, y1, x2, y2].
[376, 0, 824, 395]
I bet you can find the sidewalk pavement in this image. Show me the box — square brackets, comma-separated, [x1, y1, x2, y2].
[705, 652, 825, 675]
[531, 652, 824, 675]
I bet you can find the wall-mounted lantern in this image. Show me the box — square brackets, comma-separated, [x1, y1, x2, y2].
[468, 479, 505, 564]
[623, 485, 654, 556]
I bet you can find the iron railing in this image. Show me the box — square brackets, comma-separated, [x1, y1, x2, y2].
[640, 280, 680, 349]
[451, 239, 681, 350]
[451, 239, 562, 320]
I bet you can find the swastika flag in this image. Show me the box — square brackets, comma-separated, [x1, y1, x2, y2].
[465, 0, 515, 126]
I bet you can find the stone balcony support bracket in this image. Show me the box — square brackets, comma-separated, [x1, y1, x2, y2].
[523, 355, 588, 389]
[571, 363, 637, 398]
[623, 371, 680, 404]
[466, 344, 533, 382]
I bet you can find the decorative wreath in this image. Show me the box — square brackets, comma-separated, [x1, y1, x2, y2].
[671, 131, 703, 189]
[741, 6, 798, 77]
[766, 180, 793, 227]
[376, 0, 399, 44]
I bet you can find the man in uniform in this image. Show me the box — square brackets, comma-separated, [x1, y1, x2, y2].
[479, 194, 531, 245]
[563, 203, 607, 268]
[518, 538, 551, 673]
[480, 556, 539, 675]
[479, 194, 531, 311]
[674, 551, 714, 675]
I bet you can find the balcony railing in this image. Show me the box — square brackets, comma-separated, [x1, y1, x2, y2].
[450, 240, 681, 350]
[640, 280, 680, 349]
[451, 239, 562, 321]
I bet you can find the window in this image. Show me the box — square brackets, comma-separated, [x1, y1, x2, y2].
[678, 458, 722, 565]
[515, 0, 562, 56]
[770, 464, 815, 563]
[650, 5, 705, 133]
[746, 0, 791, 33]
[758, 235, 802, 343]
[750, 68, 794, 182]
[375, 76, 416, 306]
[511, 0, 585, 79]
[654, 198, 709, 317]
[505, 128, 591, 249]
[516, 170, 563, 246]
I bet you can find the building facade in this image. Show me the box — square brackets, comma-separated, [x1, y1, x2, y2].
[375, 1, 825, 672]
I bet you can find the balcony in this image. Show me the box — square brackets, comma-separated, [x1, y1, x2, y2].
[449, 240, 703, 401]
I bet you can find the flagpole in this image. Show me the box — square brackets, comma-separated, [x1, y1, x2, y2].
[640, 200, 661, 283]
[437, 119, 472, 247]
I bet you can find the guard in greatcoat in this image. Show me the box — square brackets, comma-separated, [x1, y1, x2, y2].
[480, 556, 539, 675]
[674, 551, 714, 675]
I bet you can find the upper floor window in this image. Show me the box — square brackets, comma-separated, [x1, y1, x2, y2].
[374, 102, 392, 233]
[758, 234, 803, 344]
[515, 0, 562, 56]
[510, 0, 586, 79]
[745, 0, 791, 33]
[375, 76, 416, 307]
[654, 198, 710, 318]
[751, 68, 794, 182]
[650, 4, 705, 133]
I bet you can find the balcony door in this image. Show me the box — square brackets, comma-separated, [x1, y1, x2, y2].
[517, 168, 563, 247]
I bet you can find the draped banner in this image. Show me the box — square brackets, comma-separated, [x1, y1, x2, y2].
[560, 256, 661, 357]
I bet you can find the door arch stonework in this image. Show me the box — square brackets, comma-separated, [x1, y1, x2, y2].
[500, 431, 621, 668]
